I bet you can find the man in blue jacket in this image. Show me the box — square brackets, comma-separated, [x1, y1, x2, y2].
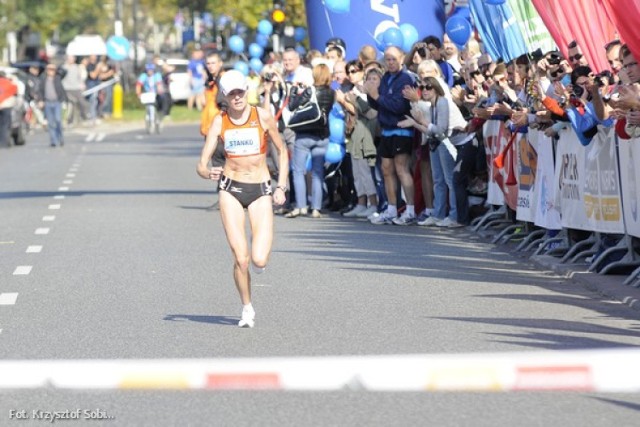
[364, 46, 417, 225]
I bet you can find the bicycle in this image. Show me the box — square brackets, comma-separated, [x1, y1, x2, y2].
[140, 92, 161, 134]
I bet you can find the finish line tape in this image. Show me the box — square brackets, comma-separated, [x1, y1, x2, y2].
[1, 349, 639, 392]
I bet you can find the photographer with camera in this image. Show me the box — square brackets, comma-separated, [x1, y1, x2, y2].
[260, 64, 294, 213]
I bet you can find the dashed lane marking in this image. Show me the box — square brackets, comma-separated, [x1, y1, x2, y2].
[48, 204, 61, 210]
[62, 180, 73, 185]
[13, 266, 32, 275]
[0, 294, 18, 305]
[42, 216, 55, 221]
[34, 228, 50, 235]
[57, 187, 69, 192]
[66, 173, 76, 178]
[53, 195, 65, 200]
[26, 246, 42, 253]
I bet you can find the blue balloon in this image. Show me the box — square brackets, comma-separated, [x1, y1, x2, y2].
[330, 102, 345, 119]
[233, 61, 249, 76]
[248, 43, 264, 58]
[445, 15, 472, 47]
[295, 45, 306, 56]
[399, 23, 419, 53]
[329, 117, 345, 144]
[294, 27, 307, 43]
[257, 19, 273, 36]
[256, 33, 269, 48]
[325, 142, 346, 163]
[325, 0, 350, 14]
[485, 0, 506, 4]
[228, 35, 245, 54]
[375, 33, 386, 52]
[382, 27, 404, 49]
[249, 57, 263, 73]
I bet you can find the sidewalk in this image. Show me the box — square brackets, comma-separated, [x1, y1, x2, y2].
[480, 225, 640, 312]
[531, 253, 640, 312]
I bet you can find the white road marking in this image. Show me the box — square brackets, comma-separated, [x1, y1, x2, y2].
[96, 133, 106, 142]
[85, 133, 96, 142]
[13, 266, 32, 275]
[34, 228, 50, 235]
[53, 195, 65, 200]
[62, 180, 73, 184]
[66, 173, 76, 178]
[0, 294, 18, 305]
[48, 204, 61, 210]
[42, 216, 55, 221]
[26, 246, 43, 253]
[57, 187, 69, 192]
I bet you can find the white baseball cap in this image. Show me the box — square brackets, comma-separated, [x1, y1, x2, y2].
[219, 69, 248, 95]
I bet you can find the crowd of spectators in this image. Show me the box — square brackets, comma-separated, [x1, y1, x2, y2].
[246, 31, 639, 233]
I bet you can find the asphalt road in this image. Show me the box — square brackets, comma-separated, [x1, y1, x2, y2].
[1, 122, 639, 426]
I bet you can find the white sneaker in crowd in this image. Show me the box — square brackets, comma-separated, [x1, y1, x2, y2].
[370, 209, 396, 225]
[358, 205, 378, 218]
[418, 216, 440, 226]
[392, 211, 417, 225]
[238, 305, 255, 328]
[435, 217, 464, 228]
[343, 204, 367, 217]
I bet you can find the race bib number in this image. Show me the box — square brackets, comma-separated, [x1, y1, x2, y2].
[224, 127, 261, 157]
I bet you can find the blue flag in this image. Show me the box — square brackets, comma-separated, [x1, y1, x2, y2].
[468, 0, 529, 62]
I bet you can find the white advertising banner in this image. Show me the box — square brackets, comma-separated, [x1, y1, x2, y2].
[515, 132, 538, 223]
[555, 129, 590, 231]
[532, 130, 562, 230]
[617, 136, 640, 237]
[483, 120, 506, 206]
[582, 128, 624, 234]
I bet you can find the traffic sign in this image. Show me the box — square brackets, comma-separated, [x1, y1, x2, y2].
[106, 35, 130, 61]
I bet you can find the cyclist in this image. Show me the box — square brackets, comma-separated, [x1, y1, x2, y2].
[135, 63, 169, 122]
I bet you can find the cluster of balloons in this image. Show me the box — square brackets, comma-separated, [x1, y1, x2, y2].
[375, 23, 420, 53]
[325, 103, 346, 164]
[227, 22, 308, 76]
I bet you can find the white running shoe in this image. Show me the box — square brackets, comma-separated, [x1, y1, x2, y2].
[435, 217, 463, 228]
[370, 209, 396, 225]
[358, 205, 378, 218]
[418, 216, 440, 226]
[342, 204, 367, 217]
[238, 306, 255, 328]
[392, 211, 417, 225]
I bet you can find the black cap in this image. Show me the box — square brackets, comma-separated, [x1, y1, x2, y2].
[325, 37, 346, 50]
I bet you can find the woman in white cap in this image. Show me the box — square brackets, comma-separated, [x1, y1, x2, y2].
[196, 70, 289, 328]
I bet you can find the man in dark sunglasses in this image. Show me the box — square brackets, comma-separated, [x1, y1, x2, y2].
[567, 40, 589, 68]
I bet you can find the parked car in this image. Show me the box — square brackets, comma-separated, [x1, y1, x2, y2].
[164, 58, 190, 103]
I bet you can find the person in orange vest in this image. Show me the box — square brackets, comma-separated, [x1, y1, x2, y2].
[0, 71, 18, 147]
[200, 52, 227, 172]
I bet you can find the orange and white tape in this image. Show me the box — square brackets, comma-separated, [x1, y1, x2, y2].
[1, 348, 639, 392]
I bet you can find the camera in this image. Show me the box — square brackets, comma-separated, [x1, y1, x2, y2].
[547, 52, 562, 66]
[263, 72, 274, 82]
[573, 84, 585, 98]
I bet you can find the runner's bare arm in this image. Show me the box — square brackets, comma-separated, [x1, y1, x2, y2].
[197, 115, 223, 180]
